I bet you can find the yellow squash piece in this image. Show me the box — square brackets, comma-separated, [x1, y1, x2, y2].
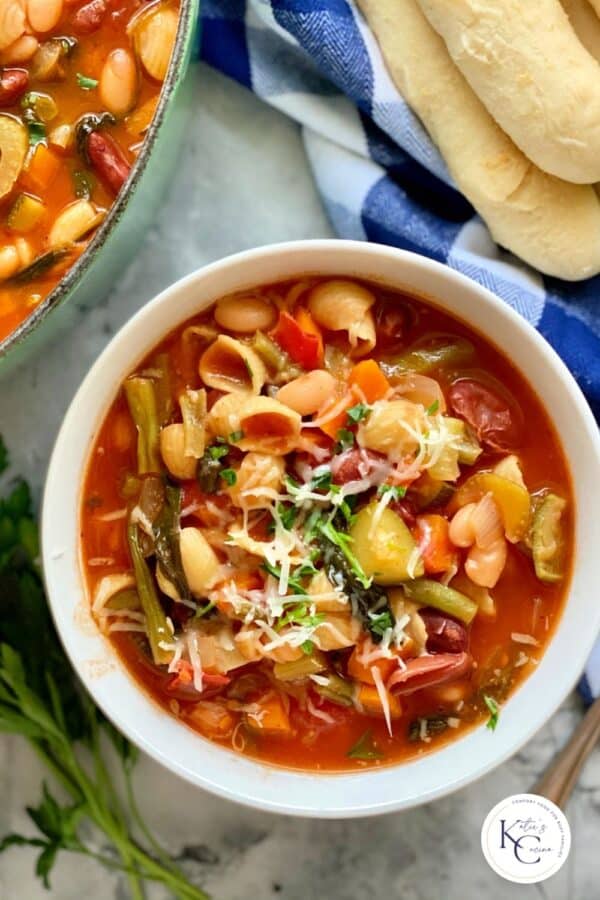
[350, 501, 424, 585]
[449, 472, 531, 543]
[0, 114, 27, 201]
[8, 193, 45, 233]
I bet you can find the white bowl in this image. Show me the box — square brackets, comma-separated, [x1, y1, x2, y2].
[42, 240, 600, 818]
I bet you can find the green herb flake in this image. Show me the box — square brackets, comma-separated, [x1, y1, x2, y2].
[220, 468, 237, 486]
[369, 611, 393, 638]
[335, 428, 355, 453]
[26, 121, 46, 147]
[347, 729, 384, 760]
[194, 601, 216, 619]
[376, 484, 407, 501]
[319, 518, 371, 589]
[484, 694, 500, 731]
[228, 430, 244, 443]
[426, 399, 440, 416]
[346, 403, 371, 424]
[76, 73, 98, 91]
[310, 468, 333, 491]
[207, 444, 229, 460]
[301, 641, 314, 656]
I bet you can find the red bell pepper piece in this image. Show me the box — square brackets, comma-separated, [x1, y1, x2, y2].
[271, 310, 324, 369]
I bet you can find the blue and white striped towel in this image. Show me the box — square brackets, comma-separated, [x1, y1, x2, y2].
[199, 0, 600, 702]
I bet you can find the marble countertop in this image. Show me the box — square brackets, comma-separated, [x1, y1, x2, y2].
[0, 64, 598, 900]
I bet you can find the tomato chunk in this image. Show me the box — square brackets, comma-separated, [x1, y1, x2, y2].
[448, 379, 523, 451]
[271, 310, 324, 369]
[414, 514, 456, 574]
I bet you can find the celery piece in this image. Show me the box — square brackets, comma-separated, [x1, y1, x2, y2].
[124, 376, 161, 475]
[273, 651, 327, 682]
[127, 522, 172, 665]
[386, 334, 474, 375]
[403, 578, 478, 624]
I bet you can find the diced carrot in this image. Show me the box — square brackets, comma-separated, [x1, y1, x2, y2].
[349, 359, 391, 403]
[357, 683, 403, 719]
[347, 642, 397, 684]
[295, 307, 324, 364]
[317, 392, 354, 440]
[244, 693, 292, 735]
[271, 310, 323, 369]
[187, 700, 235, 738]
[24, 144, 60, 190]
[414, 514, 456, 574]
[212, 569, 263, 616]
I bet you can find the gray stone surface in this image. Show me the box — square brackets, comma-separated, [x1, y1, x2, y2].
[0, 64, 597, 900]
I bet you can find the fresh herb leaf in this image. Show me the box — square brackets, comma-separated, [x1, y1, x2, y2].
[346, 403, 371, 424]
[376, 484, 407, 500]
[318, 518, 371, 588]
[426, 399, 440, 416]
[228, 430, 244, 443]
[220, 468, 237, 486]
[369, 611, 393, 637]
[347, 729, 384, 760]
[76, 73, 98, 90]
[484, 694, 500, 731]
[207, 444, 229, 460]
[276, 502, 298, 531]
[276, 602, 325, 630]
[26, 120, 46, 146]
[303, 509, 324, 543]
[310, 468, 333, 491]
[194, 600, 216, 619]
[335, 428, 355, 452]
[301, 640, 314, 655]
[0, 437, 7, 476]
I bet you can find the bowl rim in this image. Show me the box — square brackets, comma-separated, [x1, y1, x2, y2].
[41, 239, 600, 817]
[0, 0, 199, 364]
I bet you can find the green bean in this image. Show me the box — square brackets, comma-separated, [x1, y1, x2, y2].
[313, 673, 355, 707]
[273, 651, 327, 682]
[403, 579, 478, 624]
[127, 523, 172, 665]
[124, 376, 161, 475]
[385, 334, 474, 376]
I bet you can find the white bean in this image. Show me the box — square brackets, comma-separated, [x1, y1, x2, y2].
[99, 48, 138, 118]
[27, 0, 63, 33]
[465, 538, 507, 589]
[214, 295, 277, 333]
[276, 369, 337, 416]
[448, 502, 477, 548]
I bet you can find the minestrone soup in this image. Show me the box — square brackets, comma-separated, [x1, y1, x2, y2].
[81, 278, 573, 770]
[0, 0, 181, 343]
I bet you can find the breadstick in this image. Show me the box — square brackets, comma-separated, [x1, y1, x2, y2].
[356, 0, 600, 280]
[416, 0, 600, 184]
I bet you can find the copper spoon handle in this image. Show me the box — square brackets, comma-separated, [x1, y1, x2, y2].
[533, 695, 600, 809]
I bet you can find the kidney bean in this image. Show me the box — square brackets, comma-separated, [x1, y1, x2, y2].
[418, 607, 469, 654]
[448, 378, 523, 451]
[87, 130, 130, 194]
[0, 68, 28, 104]
[330, 448, 385, 484]
[72, 0, 107, 34]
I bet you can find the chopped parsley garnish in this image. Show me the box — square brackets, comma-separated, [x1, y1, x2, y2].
[310, 468, 333, 491]
[220, 468, 237, 486]
[276, 502, 298, 531]
[228, 430, 244, 443]
[301, 640, 314, 655]
[26, 120, 46, 147]
[207, 444, 229, 460]
[426, 399, 440, 416]
[276, 602, 325, 631]
[262, 560, 316, 596]
[369, 611, 393, 637]
[347, 729, 384, 760]
[483, 694, 500, 731]
[304, 509, 325, 542]
[318, 518, 371, 589]
[376, 484, 407, 501]
[76, 73, 98, 90]
[194, 600, 216, 619]
[346, 403, 371, 424]
[335, 428, 355, 453]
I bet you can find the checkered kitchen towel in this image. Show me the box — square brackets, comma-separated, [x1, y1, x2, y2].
[199, 0, 600, 702]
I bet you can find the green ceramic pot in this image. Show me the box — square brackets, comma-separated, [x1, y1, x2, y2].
[0, 0, 200, 378]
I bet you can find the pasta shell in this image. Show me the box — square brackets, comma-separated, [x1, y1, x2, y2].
[228, 452, 285, 509]
[199, 335, 266, 395]
[308, 279, 376, 357]
[133, 4, 178, 82]
[358, 399, 423, 458]
[207, 394, 301, 455]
